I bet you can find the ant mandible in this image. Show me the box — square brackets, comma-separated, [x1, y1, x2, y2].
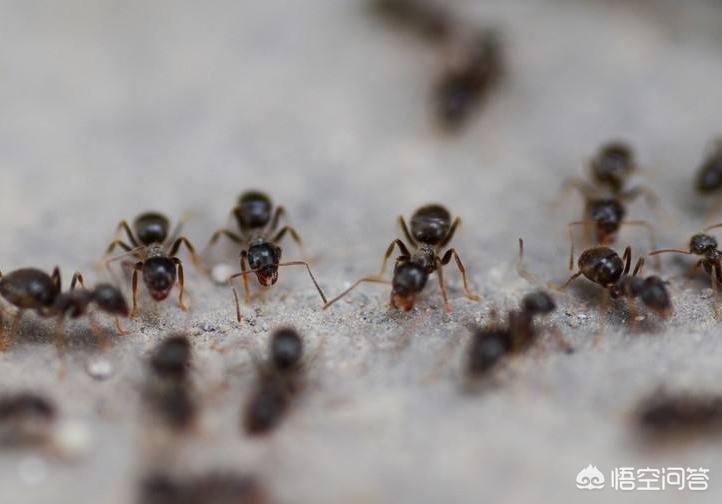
[103, 212, 201, 318]
[205, 191, 327, 306]
[560, 142, 659, 270]
[648, 222, 722, 318]
[324, 204, 480, 312]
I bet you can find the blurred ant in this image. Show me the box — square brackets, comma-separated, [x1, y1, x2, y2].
[560, 244, 671, 341]
[694, 139, 722, 220]
[324, 204, 480, 312]
[560, 142, 659, 270]
[0, 392, 56, 447]
[467, 290, 562, 377]
[205, 191, 327, 305]
[0, 268, 128, 353]
[636, 390, 722, 440]
[243, 328, 321, 435]
[370, 0, 453, 42]
[103, 211, 201, 318]
[144, 334, 196, 431]
[649, 223, 722, 318]
[139, 471, 267, 504]
[434, 30, 503, 131]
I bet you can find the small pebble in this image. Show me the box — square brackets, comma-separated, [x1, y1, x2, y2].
[53, 420, 92, 460]
[211, 263, 235, 285]
[86, 359, 114, 381]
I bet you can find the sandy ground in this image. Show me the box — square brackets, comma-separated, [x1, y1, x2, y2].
[2, 0, 722, 502]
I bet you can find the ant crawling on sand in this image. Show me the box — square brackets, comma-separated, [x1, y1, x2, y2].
[560, 142, 660, 270]
[103, 211, 201, 318]
[636, 390, 722, 440]
[205, 191, 327, 306]
[323, 204, 480, 312]
[0, 267, 128, 353]
[648, 223, 722, 318]
[370, 0, 454, 43]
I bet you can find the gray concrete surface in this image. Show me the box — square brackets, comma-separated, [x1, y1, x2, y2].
[2, 0, 722, 502]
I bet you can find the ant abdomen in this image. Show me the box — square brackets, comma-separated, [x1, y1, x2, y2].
[410, 204, 451, 245]
[237, 191, 273, 229]
[134, 212, 170, 245]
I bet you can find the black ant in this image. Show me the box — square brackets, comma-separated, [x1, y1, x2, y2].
[205, 191, 327, 306]
[144, 334, 196, 430]
[139, 471, 267, 504]
[467, 290, 561, 377]
[694, 139, 722, 219]
[0, 392, 56, 447]
[0, 268, 128, 353]
[636, 391, 722, 440]
[243, 328, 316, 435]
[324, 204, 480, 312]
[561, 142, 659, 270]
[434, 30, 503, 131]
[370, 0, 454, 42]
[560, 244, 672, 340]
[648, 223, 722, 318]
[103, 211, 201, 318]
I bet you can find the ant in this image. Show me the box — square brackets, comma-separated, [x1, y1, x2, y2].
[434, 30, 503, 131]
[636, 391, 722, 440]
[560, 142, 659, 270]
[139, 471, 267, 504]
[0, 268, 128, 353]
[323, 204, 480, 312]
[467, 290, 561, 377]
[0, 392, 56, 447]
[694, 139, 722, 219]
[205, 191, 327, 306]
[648, 223, 722, 318]
[103, 211, 201, 318]
[144, 334, 196, 430]
[370, 0, 454, 43]
[560, 244, 672, 340]
[243, 328, 315, 435]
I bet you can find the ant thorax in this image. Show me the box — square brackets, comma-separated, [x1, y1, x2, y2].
[145, 244, 166, 259]
[410, 248, 436, 272]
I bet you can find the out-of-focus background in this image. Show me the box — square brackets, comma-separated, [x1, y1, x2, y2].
[2, 1, 722, 502]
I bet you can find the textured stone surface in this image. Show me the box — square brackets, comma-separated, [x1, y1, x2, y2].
[1, 1, 722, 502]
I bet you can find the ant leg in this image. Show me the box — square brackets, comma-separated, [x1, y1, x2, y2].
[277, 261, 328, 304]
[435, 258, 452, 313]
[70, 272, 85, 290]
[172, 258, 188, 311]
[593, 290, 609, 347]
[169, 237, 202, 270]
[205, 229, 244, 255]
[399, 216, 417, 248]
[554, 271, 583, 291]
[269, 206, 287, 233]
[438, 217, 461, 249]
[620, 220, 660, 269]
[232, 287, 242, 323]
[323, 276, 392, 309]
[440, 248, 481, 301]
[378, 239, 411, 277]
[114, 317, 126, 336]
[628, 298, 639, 331]
[567, 221, 591, 270]
[51, 266, 62, 292]
[129, 261, 143, 319]
[115, 220, 140, 247]
[546, 326, 574, 353]
[712, 262, 722, 320]
[5, 310, 24, 350]
[622, 246, 632, 275]
[87, 313, 111, 351]
[272, 226, 307, 257]
[632, 257, 645, 277]
[240, 250, 251, 303]
[517, 238, 543, 286]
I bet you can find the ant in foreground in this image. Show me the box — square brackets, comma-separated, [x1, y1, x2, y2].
[560, 142, 659, 270]
[139, 471, 268, 504]
[648, 223, 722, 318]
[694, 139, 722, 219]
[103, 211, 201, 318]
[144, 334, 196, 431]
[205, 191, 327, 306]
[324, 204, 480, 312]
[0, 268, 128, 353]
[370, 0, 454, 43]
[560, 243, 671, 341]
[636, 390, 722, 440]
[467, 290, 562, 377]
[434, 29, 503, 131]
[243, 328, 318, 435]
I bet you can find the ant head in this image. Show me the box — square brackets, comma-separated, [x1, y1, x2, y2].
[247, 243, 281, 287]
[522, 291, 556, 315]
[578, 247, 625, 286]
[591, 142, 634, 192]
[467, 328, 511, 375]
[134, 212, 170, 245]
[237, 191, 273, 229]
[142, 257, 177, 301]
[391, 262, 429, 310]
[690, 233, 718, 256]
[270, 328, 304, 371]
[151, 335, 191, 379]
[639, 276, 672, 318]
[587, 198, 625, 239]
[410, 204, 451, 245]
[91, 284, 129, 316]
